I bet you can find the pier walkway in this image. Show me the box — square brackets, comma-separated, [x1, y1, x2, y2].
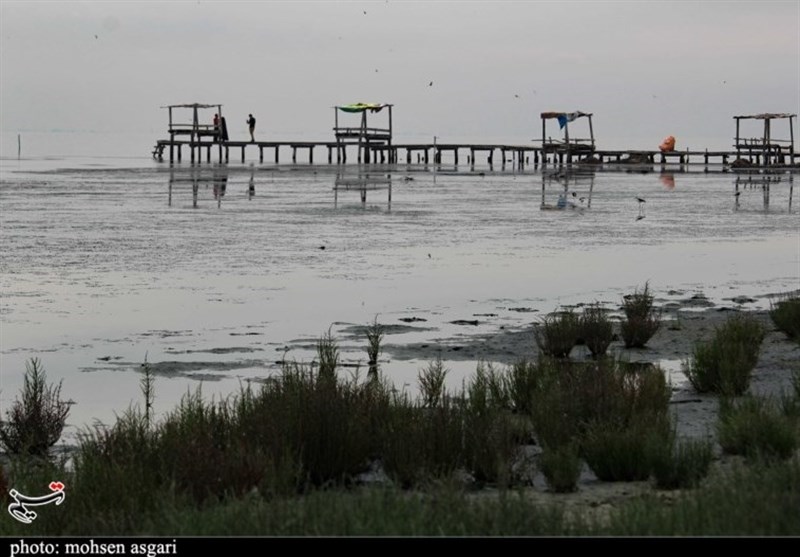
[152, 139, 796, 169]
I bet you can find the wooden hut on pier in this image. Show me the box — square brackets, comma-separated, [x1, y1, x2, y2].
[539, 111, 596, 164]
[733, 113, 796, 166]
[333, 103, 393, 163]
[155, 103, 225, 162]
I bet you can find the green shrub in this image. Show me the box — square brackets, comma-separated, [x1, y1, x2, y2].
[365, 317, 384, 376]
[463, 411, 519, 487]
[528, 356, 671, 478]
[620, 282, 662, 348]
[468, 362, 511, 414]
[606, 459, 800, 535]
[380, 394, 466, 488]
[769, 293, 800, 342]
[461, 364, 519, 486]
[527, 357, 580, 448]
[316, 328, 340, 381]
[683, 313, 765, 395]
[717, 396, 797, 461]
[534, 309, 580, 358]
[779, 389, 800, 421]
[539, 443, 582, 493]
[418, 357, 448, 408]
[651, 436, 713, 490]
[72, 407, 163, 518]
[580, 303, 614, 358]
[505, 360, 539, 415]
[581, 421, 667, 482]
[0, 358, 70, 458]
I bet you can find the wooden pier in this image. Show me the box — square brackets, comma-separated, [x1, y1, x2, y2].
[152, 103, 797, 169]
[152, 139, 796, 169]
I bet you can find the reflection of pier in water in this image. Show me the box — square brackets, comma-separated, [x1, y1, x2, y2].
[333, 173, 393, 211]
[733, 172, 794, 212]
[540, 168, 595, 211]
[167, 167, 255, 208]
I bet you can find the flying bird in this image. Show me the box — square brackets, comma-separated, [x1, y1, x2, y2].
[429, 81, 433, 87]
[636, 196, 646, 204]
[636, 215, 646, 221]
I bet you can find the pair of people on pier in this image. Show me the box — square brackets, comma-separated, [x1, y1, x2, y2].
[210, 113, 255, 142]
[213, 113, 230, 142]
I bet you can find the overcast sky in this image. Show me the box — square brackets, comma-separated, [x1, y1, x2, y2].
[1, 0, 798, 151]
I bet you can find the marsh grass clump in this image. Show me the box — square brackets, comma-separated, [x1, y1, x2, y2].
[539, 442, 582, 493]
[579, 362, 671, 481]
[783, 370, 800, 419]
[527, 356, 671, 482]
[379, 393, 466, 488]
[683, 313, 766, 395]
[72, 359, 399, 507]
[72, 406, 163, 517]
[605, 458, 800, 536]
[468, 362, 511, 414]
[505, 360, 539, 415]
[580, 303, 614, 358]
[581, 421, 668, 482]
[365, 317, 384, 377]
[0, 358, 70, 458]
[316, 328, 340, 381]
[534, 309, 580, 358]
[620, 282, 662, 348]
[651, 435, 714, 490]
[717, 396, 798, 461]
[769, 293, 800, 342]
[139, 359, 155, 427]
[389, 362, 522, 489]
[418, 357, 448, 408]
[447, 363, 520, 487]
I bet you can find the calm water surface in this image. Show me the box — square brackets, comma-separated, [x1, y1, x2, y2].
[1, 153, 798, 436]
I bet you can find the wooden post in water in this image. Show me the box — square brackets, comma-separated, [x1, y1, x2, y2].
[17, 134, 20, 159]
[217, 104, 223, 163]
[433, 135, 437, 184]
[764, 118, 772, 166]
[388, 105, 394, 163]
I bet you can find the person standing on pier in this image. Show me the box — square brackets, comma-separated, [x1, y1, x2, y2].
[247, 114, 256, 142]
